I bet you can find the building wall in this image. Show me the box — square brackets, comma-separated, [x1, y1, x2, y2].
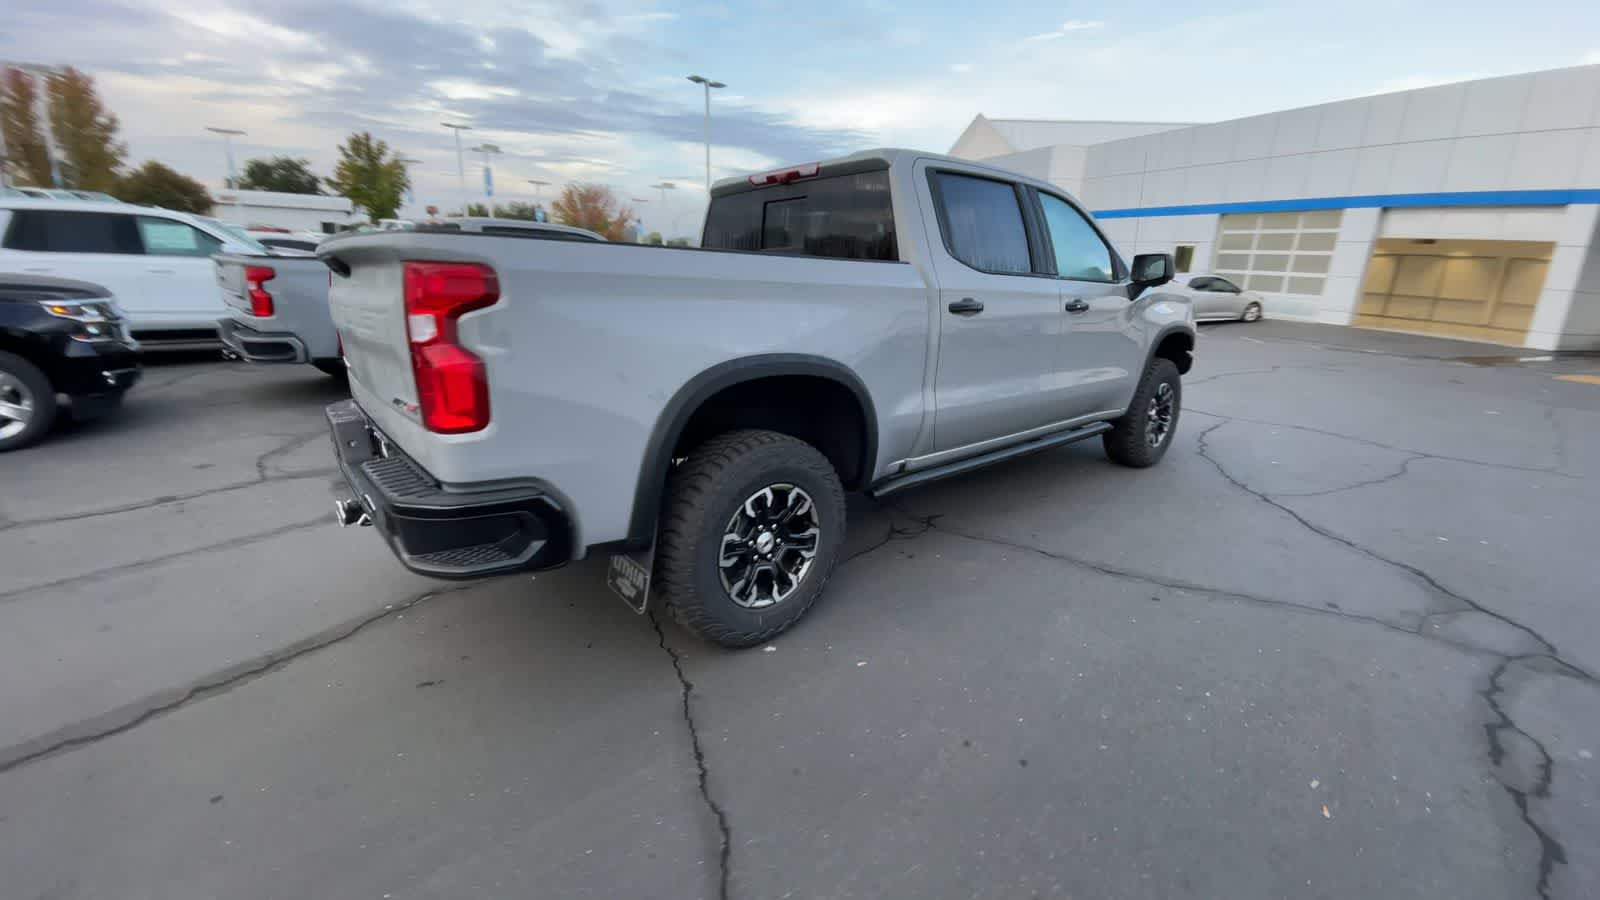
[1070, 64, 1600, 346]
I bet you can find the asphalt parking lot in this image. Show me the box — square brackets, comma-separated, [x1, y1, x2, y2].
[2, 321, 1598, 900]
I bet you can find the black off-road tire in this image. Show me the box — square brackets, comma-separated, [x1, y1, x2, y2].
[0, 350, 58, 453]
[654, 429, 847, 648]
[1103, 357, 1181, 468]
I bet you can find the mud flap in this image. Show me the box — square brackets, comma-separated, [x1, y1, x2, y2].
[606, 544, 654, 615]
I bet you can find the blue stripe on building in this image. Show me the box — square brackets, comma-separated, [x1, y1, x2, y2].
[1091, 189, 1600, 219]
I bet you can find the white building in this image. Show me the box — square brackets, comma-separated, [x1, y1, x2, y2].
[951, 64, 1600, 350]
[210, 189, 363, 234]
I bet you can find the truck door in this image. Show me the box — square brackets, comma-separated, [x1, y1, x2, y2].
[920, 165, 1065, 453]
[1033, 190, 1142, 416]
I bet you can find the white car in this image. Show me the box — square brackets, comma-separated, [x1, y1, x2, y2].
[1168, 273, 1265, 323]
[0, 198, 268, 348]
[247, 229, 327, 253]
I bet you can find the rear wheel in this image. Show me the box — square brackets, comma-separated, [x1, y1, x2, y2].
[0, 350, 57, 452]
[1103, 357, 1181, 468]
[654, 429, 846, 647]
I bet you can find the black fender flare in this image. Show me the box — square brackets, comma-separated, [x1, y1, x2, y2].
[1144, 324, 1196, 375]
[623, 354, 878, 547]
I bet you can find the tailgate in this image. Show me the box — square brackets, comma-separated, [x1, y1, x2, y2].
[213, 254, 256, 314]
[323, 239, 418, 421]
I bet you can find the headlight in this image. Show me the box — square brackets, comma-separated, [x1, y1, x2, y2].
[39, 300, 115, 323]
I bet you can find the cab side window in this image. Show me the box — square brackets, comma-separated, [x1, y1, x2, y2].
[3, 210, 142, 253]
[930, 172, 1032, 275]
[1037, 193, 1114, 282]
[136, 217, 223, 257]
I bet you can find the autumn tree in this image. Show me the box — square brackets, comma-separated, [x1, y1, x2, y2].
[551, 183, 635, 241]
[238, 156, 322, 194]
[117, 161, 212, 213]
[46, 67, 125, 192]
[326, 132, 408, 222]
[1, 67, 51, 186]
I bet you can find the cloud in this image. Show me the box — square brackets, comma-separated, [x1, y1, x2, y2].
[1024, 19, 1104, 41]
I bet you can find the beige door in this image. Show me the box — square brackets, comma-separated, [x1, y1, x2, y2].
[1356, 239, 1551, 345]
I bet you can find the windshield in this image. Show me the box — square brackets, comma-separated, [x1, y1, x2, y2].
[203, 219, 270, 253]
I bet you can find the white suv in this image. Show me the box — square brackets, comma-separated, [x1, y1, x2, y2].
[0, 199, 266, 348]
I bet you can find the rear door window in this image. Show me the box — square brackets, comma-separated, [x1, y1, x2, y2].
[136, 217, 223, 257]
[3, 210, 142, 253]
[930, 172, 1032, 275]
[702, 169, 897, 261]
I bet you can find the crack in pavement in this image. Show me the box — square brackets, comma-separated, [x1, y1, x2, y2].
[1270, 453, 1424, 498]
[0, 516, 327, 604]
[1482, 657, 1568, 900]
[649, 613, 733, 900]
[1184, 363, 1346, 387]
[0, 430, 334, 533]
[1188, 407, 1575, 479]
[0, 583, 474, 774]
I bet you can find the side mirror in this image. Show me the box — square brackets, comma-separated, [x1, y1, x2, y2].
[1129, 253, 1174, 299]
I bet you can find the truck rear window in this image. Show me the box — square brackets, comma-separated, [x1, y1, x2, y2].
[702, 170, 897, 261]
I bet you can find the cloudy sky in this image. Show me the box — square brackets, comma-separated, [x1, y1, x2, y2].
[4, 0, 1598, 233]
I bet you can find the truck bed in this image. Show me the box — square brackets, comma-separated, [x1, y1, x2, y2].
[214, 252, 339, 364]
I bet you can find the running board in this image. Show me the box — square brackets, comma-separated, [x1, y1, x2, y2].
[868, 422, 1113, 497]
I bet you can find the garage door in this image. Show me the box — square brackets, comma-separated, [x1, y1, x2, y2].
[1355, 239, 1552, 345]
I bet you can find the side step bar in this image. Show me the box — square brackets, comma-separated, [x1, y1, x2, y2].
[868, 422, 1113, 498]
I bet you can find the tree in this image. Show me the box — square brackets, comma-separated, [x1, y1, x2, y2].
[1, 67, 51, 186]
[326, 132, 408, 222]
[117, 161, 212, 213]
[496, 201, 543, 221]
[46, 67, 124, 192]
[238, 156, 322, 194]
[463, 202, 491, 217]
[551, 183, 636, 242]
[666, 237, 690, 247]
[643, 231, 664, 246]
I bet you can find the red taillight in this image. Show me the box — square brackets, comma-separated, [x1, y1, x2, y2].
[748, 162, 820, 186]
[402, 261, 499, 433]
[245, 265, 276, 317]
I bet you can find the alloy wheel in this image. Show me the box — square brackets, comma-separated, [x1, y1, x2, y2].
[1146, 382, 1175, 447]
[0, 372, 35, 441]
[718, 483, 821, 609]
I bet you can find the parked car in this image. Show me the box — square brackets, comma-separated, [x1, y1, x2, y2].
[11, 187, 81, 200]
[0, 198, 269, 349]
[0, 274, 140, 451]
[216, 218, 604, 377]
[320, 148, 1194, 647]
[69, 191, 120, 202]
[247, 229, 327, 253]
[1169, 273, 1264, 322]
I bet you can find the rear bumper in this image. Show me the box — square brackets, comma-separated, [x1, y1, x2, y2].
[218, 318, 309, 363]
[326, 399, 571, 578]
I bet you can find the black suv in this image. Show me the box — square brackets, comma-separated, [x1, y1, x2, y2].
[0, 274, 140, 451]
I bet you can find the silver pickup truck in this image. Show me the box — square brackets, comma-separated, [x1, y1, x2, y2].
[321, 149, 1196, 647]
[216, 218, 603, 377]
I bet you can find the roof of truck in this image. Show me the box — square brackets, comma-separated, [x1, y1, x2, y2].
[711, 148, 1073, 198]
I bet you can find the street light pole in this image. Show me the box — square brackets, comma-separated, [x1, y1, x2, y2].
[440, 122, 472, 214]
[686, 75, 725, 193]
[205, 127, 246, 189]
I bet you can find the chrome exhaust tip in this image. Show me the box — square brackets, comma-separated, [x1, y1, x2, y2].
[334, 497, 370, 528]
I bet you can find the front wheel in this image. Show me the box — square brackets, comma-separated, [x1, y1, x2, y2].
[0, 350, 58, 452]
[1103, 357, 1181, 468]
[1240, 301, 1262, 322]
[654, 429, 847, 648]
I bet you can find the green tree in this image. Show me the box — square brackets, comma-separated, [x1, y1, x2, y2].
[1, 67, 52, 186]
[665, 237, 690, 247]
[46, 67, 124, 192]
[643, 231, 664, 246]
[551, 183, 635, 242]
[117, 161, 212, 213]
[326, 132, 409, 222]
[238, 156, 322, 194]
[463, 202, 491, 217]
[495, 201, 543, 221]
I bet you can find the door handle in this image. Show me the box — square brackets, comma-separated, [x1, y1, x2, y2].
[147, 267, 176, 274]
[23, 267, 53, 273]
[948, 297, 984, 316]
[1064, 298, 1090, 313]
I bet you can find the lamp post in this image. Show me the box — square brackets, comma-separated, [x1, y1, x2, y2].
[205, 127, 246, 190]
[686, 75, 725, 192]
[396, 156, 422, 210]
[440, 122, 472, 214]
[471, 143, 500, 215]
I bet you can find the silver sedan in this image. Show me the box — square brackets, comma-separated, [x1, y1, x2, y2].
[1170, 274, 1264, 323]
